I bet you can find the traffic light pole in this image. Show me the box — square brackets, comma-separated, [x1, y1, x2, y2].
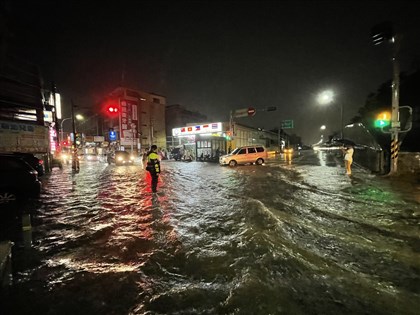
[389, 35, 401, 175]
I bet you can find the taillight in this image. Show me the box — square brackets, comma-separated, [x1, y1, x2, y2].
[39, 160, 44, 165]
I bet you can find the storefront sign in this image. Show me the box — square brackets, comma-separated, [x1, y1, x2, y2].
[44, 111, 53, 123]
[120, 100, 138, 146]
[0, 120, 49, 153]
[172, 122, 222, 136]
[49, 125, 57, 152]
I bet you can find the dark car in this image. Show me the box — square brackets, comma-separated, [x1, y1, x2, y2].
[0, 154, 42, 205]
[107, 151, 135, 166]
[12, 152, 44, 176]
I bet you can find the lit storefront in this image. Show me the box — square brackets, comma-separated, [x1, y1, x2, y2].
[171, 121, 279, 160]
[172, 122, 228, 160]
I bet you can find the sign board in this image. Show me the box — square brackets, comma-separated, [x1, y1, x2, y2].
[233, 107, 256, 118]
[93, 136, 105, 142]
[119, 99, 138, 146]
[172, 122, 222, 136]
[247, 107, 256, 116]
[109, 130, 117, 141]
[44, 111, 53, 123]
[0, 120, 49, 153]
[233, 108, 248, 118]
[281, 120, 294, 129]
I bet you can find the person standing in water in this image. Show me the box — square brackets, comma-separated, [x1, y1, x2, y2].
[342, 145, 354, 175]
[146, 145, 161, 193]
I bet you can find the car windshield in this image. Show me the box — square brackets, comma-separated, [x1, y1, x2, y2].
[231, 148, 240, 154]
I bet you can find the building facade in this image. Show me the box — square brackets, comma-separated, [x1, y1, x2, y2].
[170, 121, 280, 161]
[102, 87, 167, 152]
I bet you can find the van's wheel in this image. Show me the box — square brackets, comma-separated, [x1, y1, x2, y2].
[229, 160, 237, 167]
[256, 158, 264, 165]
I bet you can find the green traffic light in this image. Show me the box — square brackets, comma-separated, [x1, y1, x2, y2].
[374, 111, 391, 128]
[374, 119, 390, 128]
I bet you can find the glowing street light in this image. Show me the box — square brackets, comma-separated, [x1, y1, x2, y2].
[60, 114, 84, 143]
[317, 90, 334, 105]
[75, 114, 84, 121]
[320, 125, 326, 130]
[317, 90, 343, 139]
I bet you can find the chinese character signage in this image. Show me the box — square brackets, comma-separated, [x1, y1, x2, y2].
[120, 100, 138, 146]
[172, 122, 222, 136]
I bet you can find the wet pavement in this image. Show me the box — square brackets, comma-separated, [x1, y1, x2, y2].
[1, 150, 419, 315]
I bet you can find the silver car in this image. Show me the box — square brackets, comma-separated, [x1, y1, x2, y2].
[219, 145, 267, 167]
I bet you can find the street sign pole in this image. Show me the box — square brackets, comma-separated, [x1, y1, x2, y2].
[230, 110, 234, 137]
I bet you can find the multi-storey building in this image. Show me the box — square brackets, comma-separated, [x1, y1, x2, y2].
[101, 87, 166, 152]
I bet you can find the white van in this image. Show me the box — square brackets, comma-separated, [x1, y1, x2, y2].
[219, 145, 268, 167]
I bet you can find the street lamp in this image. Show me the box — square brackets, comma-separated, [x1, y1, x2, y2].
[317, 90, 343, 139]
[60, 115, 84, 143]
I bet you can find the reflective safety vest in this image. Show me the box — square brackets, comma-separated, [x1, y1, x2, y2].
[147, 152, 160, 173]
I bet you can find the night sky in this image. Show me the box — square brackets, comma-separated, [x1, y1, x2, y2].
[5, 0, 420, 144]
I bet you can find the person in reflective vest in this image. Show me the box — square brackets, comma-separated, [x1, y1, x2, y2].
[146, 145, 161, 192]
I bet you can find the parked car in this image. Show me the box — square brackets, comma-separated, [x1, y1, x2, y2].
[107, 151, 135, 166]
[0, 154, 42, 205]
[12, 152, 44, 176]
[219, 145, 268, 167]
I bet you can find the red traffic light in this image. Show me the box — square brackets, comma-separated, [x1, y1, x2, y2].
[104, 104, 119, 117]
[107, 105, 119, 113]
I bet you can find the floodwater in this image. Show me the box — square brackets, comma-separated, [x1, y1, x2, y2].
[1, 151, 419, 315]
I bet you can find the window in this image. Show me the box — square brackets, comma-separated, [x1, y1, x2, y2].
[238, 148, 247, 155]
[153, 98, 160, 104]
[248, 147, 256, 153]
[256, 147, 265, 152]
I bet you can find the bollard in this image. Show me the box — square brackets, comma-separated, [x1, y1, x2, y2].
[22, 213, 32, 248]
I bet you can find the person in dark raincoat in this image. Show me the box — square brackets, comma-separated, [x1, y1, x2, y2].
[146, 145, 161, 192]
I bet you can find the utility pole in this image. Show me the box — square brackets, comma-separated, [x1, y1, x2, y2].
[371, 21, 401, 174]
[389, 34, 401, 174]
[71, 100, 80, 172]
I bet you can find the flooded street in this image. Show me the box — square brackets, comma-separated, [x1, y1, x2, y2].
[1, 151, 420, 315]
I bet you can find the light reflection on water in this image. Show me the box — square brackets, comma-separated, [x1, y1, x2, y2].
[3, 155, 420, 315]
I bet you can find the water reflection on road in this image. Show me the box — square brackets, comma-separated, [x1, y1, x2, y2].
[2, 151, 419, 315]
